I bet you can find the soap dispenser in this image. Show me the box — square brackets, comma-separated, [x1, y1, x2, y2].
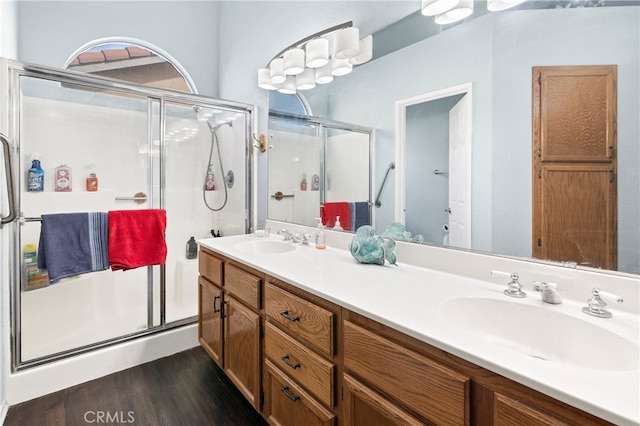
[315, 218, 326, 249]
[333, 216, 344, 231]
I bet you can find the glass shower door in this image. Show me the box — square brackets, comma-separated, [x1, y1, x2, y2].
[15, 74, 162, 366]
[163, 100, 250, 323]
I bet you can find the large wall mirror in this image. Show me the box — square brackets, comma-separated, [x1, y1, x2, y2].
[285, 3, 639, 275]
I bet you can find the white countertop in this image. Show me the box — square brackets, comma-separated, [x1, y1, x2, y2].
[198, 234, 640, 425]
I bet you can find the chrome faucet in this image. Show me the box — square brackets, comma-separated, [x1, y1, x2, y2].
[582, 288, 623, 318]
[278, 229, 300, 243]
[532, 281, 562, 304]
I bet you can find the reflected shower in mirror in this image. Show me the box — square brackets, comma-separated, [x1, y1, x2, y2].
[267, 112, 373, 229]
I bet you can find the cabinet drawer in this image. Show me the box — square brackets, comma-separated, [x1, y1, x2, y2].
[199, 249, 223, 286]
[344, 321, 470, 425]
[264, 359, 335, 426]
[265, 283, 334, 356]
[225, 264, 261, 310]
[265, 322, 334, 407]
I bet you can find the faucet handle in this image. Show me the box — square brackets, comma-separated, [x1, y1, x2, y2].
[277, 229, 292, 241]
[582, 287, 623, 318]
[491, 270, 526, 298]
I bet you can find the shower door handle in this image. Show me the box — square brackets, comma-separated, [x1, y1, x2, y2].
[1, 133, 17, 226]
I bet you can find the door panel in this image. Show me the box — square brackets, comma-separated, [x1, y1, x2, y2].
[538, 165, 616, 269]
[532, 65, 617, 269]
[539, 66, 616, 163]
[448, 94, 471, 249]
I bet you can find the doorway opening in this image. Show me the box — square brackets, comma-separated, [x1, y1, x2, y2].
[395, 82, 472, 248]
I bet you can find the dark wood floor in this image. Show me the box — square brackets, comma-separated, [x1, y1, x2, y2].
[4, 346, 268, 426]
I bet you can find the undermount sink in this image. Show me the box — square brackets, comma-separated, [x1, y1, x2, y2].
[442, 297, 639, 371]
[233, 240, 296, 254]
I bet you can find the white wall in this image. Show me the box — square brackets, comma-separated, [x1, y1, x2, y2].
[15, 1, 219, 97]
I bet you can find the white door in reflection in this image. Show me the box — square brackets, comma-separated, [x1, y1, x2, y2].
[448, 94, 471, 249]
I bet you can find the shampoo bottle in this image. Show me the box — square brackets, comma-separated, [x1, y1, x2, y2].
[86, 168, 98, 192]
[27, 158, 44, 192]
[204, 165, 215, 191]
[315, 218, 326, 250]
[186, 236, 197, 259]
[55, 164, 72, 192]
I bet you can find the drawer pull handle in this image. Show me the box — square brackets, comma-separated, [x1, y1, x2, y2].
[280, 310, 300, 322]
[213, 295, 221, 313]
[281, 386, 301, 402]
[281, 355, 301, 369]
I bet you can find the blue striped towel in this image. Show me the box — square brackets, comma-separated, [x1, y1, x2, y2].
[38, 212, 109, 283]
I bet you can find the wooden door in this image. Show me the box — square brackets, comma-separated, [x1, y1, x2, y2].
[532, 65, 617, 269]
[224, 296, 261, 410]
[198, 277, 223, 367]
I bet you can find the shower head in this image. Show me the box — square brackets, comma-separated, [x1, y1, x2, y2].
[207, 120, 233, 133]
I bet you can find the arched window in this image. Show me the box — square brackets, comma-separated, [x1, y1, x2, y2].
[269, 91, 312, 116]
[65, 38, 197, 93]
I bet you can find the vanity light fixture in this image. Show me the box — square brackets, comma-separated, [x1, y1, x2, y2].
[257, 21, 373, 92]
[421, 0, 461, 16]
[435, 0, 474, 24]
[423, 0, 527, 26]
[487, 0, 527, 11]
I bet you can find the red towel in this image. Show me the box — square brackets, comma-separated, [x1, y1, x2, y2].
[321, 202, 351, 230]
[108, 209, 167, 271]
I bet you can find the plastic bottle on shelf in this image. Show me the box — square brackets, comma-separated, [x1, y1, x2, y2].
[86, 167, 98, 192]
[315, 218, 326, 249]
[186, 236, 197, 259]
[55, 164, 72, 192]
[333, 216, 344, 231]
[27, 158, 44, 192]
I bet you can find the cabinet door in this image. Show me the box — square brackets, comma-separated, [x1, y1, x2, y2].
[264, 359, 335, 426]
[224, 296, 261, 410]
[343, 374, 423, 426]
[198, 277, 223, 367]
[494, 392, 565, 426]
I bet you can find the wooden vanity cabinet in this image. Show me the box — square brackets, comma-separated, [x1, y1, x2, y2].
[198, 248, 615, 426]
[198, 248, 262, 411]
[342, 310, 613, 426]
[262, 278, 340, 426]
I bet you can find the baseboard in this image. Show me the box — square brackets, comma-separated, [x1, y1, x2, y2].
[0, 399, 9, 424]
[5, 324, 198, 405]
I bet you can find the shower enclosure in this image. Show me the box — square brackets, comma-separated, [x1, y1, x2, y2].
[0, 59, 253, 370]
[267, 111, 374, 228]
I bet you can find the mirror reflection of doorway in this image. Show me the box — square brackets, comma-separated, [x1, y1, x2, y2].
[397, 83, 472, 248]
